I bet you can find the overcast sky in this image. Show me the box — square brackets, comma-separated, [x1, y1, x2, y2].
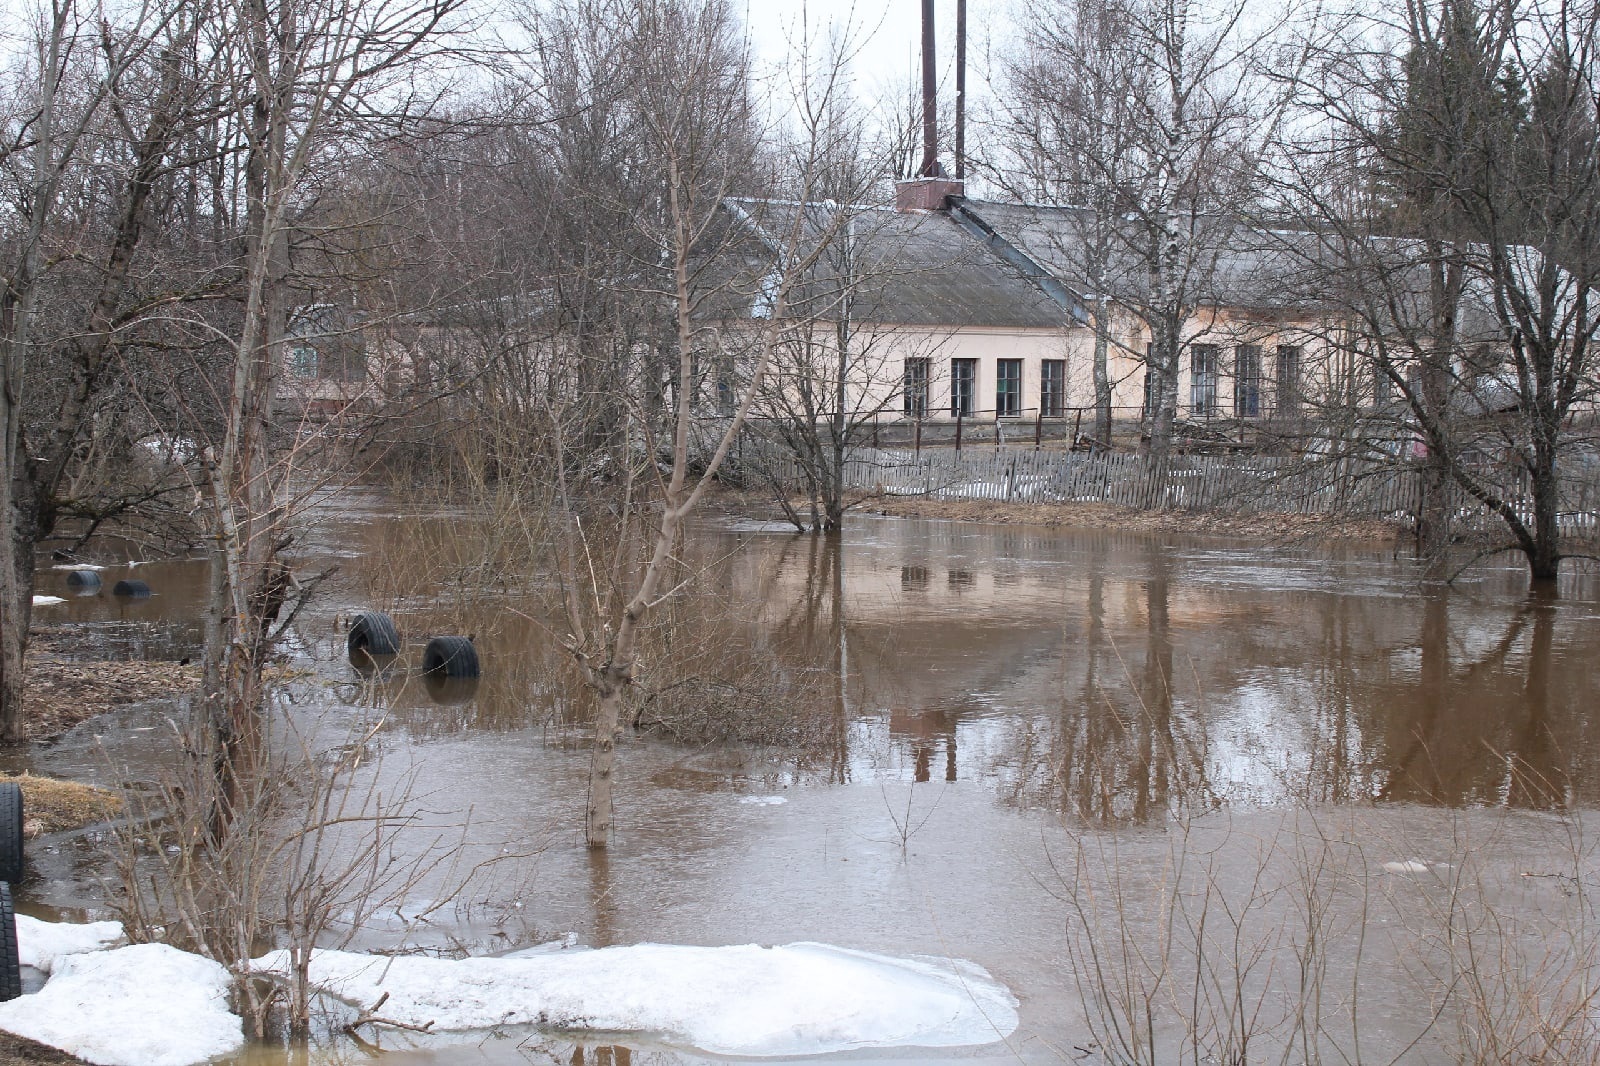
[743, 0, 1003, 112]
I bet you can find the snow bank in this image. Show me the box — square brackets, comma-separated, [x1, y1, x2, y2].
[0, 943, 244, 1066]
[15, 915, 124, 972]
[31, 595, 65, 607]
[253, 941, 1019, 1056]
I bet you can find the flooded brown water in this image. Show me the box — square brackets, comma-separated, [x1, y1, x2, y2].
[17, 487, 1600, 1064]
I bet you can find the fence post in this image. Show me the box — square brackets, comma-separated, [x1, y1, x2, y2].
[995, 417, 1002, 448]
[955, 411, 963, 452]
[914, 418, 922, 455]
[1034, 411, 1043, 450]
[1073, 407, 1083, 449]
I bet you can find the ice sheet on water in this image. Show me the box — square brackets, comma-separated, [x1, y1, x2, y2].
[3, 920, 1016, 1063]
[252, 940, 1019, 1056]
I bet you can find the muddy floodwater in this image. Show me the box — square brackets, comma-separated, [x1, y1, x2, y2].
[17, 487, 1600, 1064]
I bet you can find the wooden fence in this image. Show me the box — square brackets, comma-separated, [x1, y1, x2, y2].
[740, 443, 1600, 536]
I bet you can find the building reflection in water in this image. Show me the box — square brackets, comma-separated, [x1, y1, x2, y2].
[753, 518, 1600, 823]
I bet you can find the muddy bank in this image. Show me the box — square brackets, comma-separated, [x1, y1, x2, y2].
[856, 495, 1408, 543]
[0, 1033, 85, 1066]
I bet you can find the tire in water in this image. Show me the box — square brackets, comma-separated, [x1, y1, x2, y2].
[347, 611, 400, 658]
[422, 635, 480, 679]
[65, 570, 101, 593]
[0, 783, 21, 886]
[112, 579, 150, 597]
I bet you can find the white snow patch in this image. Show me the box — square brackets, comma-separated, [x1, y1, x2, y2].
[31, 595, 65, 607]
[1383, 860, 1430, 874]
[0, 943, 244, 1066]
[738, 795, 787, 806]
[49, 563, 107, 571]
[253, 941, 1018, 1055]
[15, 916, 124, 972]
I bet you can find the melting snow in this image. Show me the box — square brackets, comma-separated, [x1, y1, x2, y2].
[0, 943, 243, 1066]
[31, 595, 65, 607]
[739, 795, 787, 806]
[252, 941, 1019, 1056]
[15, 916, 124, 972]
[1, 919, 1017, 1064]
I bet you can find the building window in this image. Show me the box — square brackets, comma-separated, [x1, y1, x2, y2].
[291, 345, 319, 379]
[1276, 345, 1302, 416]
[1041, 359, 1067, 418]
[1373, 362, 1392, 406]
[1191, 344, 1219, 416]
[1235, 345, 1261, 418]
[996, 359, 1022, 417]
[951, 358, 976, 417]
[903, 358, 929, 418]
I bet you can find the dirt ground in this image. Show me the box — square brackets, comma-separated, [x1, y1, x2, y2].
[0, 1034, 83, 1066]
[20, 638, 198, 744]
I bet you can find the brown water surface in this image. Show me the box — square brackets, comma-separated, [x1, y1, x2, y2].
[19, 489, 1600, 1064]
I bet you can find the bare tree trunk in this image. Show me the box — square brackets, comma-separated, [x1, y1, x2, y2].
[1093, 299, 1112, 445]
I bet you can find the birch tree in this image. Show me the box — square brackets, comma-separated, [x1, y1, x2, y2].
[995, 0, 1285, 484]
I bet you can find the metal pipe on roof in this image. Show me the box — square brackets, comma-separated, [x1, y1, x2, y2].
[955, 0, 966, 181]
[920, 0, 937, 178]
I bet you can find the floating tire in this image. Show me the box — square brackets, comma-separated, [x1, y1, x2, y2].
[347, 611, 400, 658]
[65, 570, 101, 593]
[112, 579, 150, 597]
[422, 635, 480, 679]
[0, 883, 18, 1002]
[0, 783, 21, 886]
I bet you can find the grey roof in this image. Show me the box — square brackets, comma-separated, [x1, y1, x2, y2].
[722, 199, 1072, 330]
[960, 199, 1321, 312]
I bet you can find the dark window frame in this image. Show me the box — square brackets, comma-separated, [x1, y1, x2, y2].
[996, 358, 1023, 417]
[1041, 359, 1067, 418]
[1235, 345, 1262, 418]
[950, 358, 977, 417]
[903, 357, 930, 418]
[1191, 344, 1219, 417]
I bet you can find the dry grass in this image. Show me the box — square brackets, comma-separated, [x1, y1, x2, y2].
[1, 773, 122, 836]
[860, 495, 1407, 543]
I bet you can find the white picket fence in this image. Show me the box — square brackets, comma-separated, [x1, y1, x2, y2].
[742, 444, 1600, 535]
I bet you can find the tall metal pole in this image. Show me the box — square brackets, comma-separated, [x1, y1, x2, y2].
[920, 0, 937, 177]
[955, 0, 966, 180]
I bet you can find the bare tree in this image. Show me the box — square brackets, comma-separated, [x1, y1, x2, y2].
[1279, 0, 1600, 584]
[992, 0, 1289, 485]
[0, 0, 224, 742]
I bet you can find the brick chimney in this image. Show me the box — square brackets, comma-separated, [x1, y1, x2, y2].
[895, 177, 965, 213]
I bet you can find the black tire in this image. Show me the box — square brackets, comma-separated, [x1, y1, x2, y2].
[65, 570, 101, 592]
[422, 635, 480, 679]
[347, 611, 400, 658]
[112, 579, 150, 597]
[0, 883, 19, 1002]
[0, 783, 21, 887]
